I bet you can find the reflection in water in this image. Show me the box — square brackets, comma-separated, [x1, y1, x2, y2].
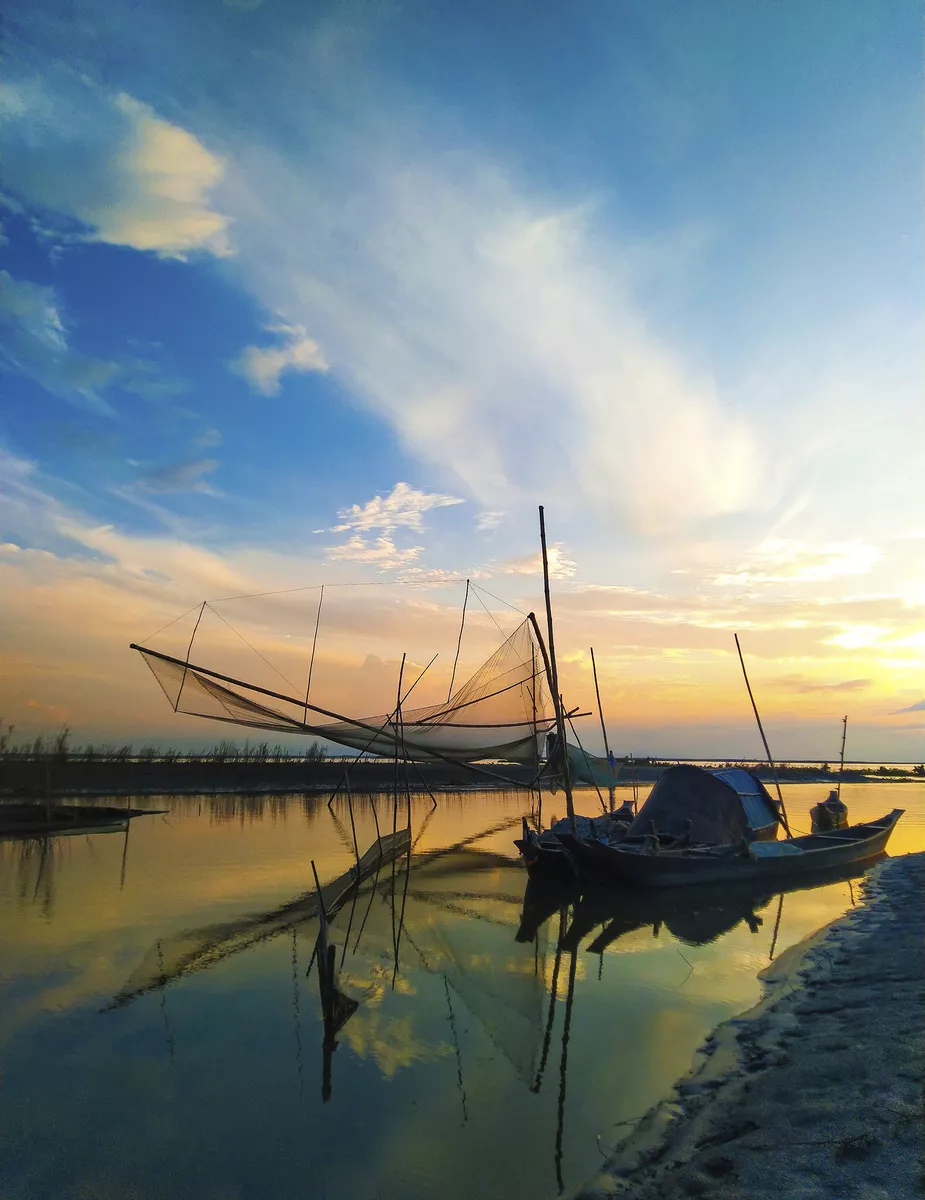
[0, 784, 921, 1200]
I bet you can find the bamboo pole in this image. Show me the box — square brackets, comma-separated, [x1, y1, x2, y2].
[733, 633, 792, 837]
[303, 584, 324, 722]
[538, 507, 575, 832]
[590, 647, 614, 811]
[447, 579, 470, 702]
[837, 715, 848, 801]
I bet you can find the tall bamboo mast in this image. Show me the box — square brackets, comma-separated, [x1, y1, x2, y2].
[734, 633, 792, 838]
[837, 715, 848, 801]
[590, 646, 614, 811]
[538, 506, 575, 832]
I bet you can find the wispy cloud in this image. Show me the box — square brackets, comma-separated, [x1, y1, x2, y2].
[324, 534, 422, 569]
[713, 539, 881, 587]
[0, 71, 231, 258]
[498, 543, 576, 579]
[893, 699, 925, 713]
[137, 459, 220, 495]
[0, 269, 119, 414]
[332, 482, 464, 534]
[771, 675, 871, 694]
[231, 321, 327, 395]
[476, 511, 504, 531]
[225, 137, 763, 536]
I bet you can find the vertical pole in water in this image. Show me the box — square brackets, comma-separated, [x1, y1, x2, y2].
[392, 653, 406, 839]
[590, 647, 614, 811]
[734, 633, 792, 838]
[531, 642, 543, 831]
[837, 715, 848, 802]
[538, 506, 575, 834]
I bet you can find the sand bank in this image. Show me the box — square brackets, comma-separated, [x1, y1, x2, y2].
[575, 852, 924, 1200]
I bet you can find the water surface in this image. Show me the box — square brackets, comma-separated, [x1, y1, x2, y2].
[1, 782, 921, 1199]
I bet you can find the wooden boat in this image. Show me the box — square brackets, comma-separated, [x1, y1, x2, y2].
[556, 809, 904, 889]
[514, 764, 782, 882]
[0, 802, 164, 839]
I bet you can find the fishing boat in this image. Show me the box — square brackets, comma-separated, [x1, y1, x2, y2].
[515, 763, 782, 881]
[555, 809, 903, 889]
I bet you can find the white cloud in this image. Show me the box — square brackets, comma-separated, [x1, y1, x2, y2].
[498, 543, 576, 579]
[231, 321, 327, 394]
[0, 73, 230, 259]
[713, 539, 882, 587]
[332, 482, 464, 533]
[225, 139, 764, 536]
[324, 534, 423, 570]
[476, 511, 504, 531]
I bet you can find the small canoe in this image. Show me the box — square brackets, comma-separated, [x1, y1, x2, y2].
[555, 809, 904, 889]
[0, 803, 164, 839]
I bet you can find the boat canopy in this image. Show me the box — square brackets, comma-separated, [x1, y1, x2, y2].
[708, 768, 780, 834]
[625, 764, 767, 844]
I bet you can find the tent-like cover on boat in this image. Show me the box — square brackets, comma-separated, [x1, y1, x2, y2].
[625, 764, 778, 844]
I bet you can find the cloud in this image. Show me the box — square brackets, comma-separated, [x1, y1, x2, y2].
[498, 543, 576, 579]
[713, 539, 881, 587]
[117, 358, 190, 401]
[194, 426, 223, 448]
[0, 270, 190, 412]
[0, 72, 231, 259]
[0, 269, 119, 413]
[332, 482, 464, 534]
[231, 322, 327, 394]
[893, 700, 925, 714]
[771, 676, 871, 694]
[224, 136, 765, 536]
[476, 511, 504, 531]
[324, 534, 423, 569]
[136, 459, 219, 494]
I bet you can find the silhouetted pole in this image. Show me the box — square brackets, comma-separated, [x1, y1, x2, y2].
[539, 506, 575, 833]
[734, 633, 791, 837]
[837, 715, 848, 801]
[590, 647, 614, 811]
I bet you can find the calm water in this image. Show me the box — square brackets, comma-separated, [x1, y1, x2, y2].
[1, 782, 922, 1200]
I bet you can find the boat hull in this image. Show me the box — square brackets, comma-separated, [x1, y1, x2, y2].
[556, 810, 904, 889]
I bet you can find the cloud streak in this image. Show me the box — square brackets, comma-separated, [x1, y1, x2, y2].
[225, 137, 763, 536]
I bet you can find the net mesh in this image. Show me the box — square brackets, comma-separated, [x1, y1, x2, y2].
[136, 618, 552, 762]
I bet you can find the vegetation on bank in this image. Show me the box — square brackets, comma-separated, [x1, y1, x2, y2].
[0, 723, 328, 764]
[1, 721, 921, 778]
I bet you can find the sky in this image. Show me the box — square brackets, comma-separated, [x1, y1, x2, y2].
[1, 0, 923, 761]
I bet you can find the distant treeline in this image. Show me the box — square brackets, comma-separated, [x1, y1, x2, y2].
[1, 721, 921, 798]
[0, 724, 328, 764]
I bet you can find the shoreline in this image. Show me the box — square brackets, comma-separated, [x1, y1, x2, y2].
[574, 851, 925, 1200]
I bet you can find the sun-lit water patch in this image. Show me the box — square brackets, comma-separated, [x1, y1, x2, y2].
[0, 783, 921, 1199]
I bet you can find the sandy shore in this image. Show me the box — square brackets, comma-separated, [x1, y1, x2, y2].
[574, 852, 925, 1200]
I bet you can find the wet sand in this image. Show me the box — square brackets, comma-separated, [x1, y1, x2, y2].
[575, 852, 925, 1200]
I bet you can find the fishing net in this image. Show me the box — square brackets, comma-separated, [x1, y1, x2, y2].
[135, 618, 553, 762]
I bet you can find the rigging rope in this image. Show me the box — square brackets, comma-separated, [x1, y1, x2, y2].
[205, 602, 301, 693]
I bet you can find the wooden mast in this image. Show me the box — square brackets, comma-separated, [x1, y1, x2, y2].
[590, 646, 614, 811]
[538, 506, 575, 833]
[837, 715, 848, 801]
[734, 633, 792, 838]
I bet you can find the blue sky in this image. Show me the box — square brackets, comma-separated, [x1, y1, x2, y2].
[1, 0, 923, 758]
